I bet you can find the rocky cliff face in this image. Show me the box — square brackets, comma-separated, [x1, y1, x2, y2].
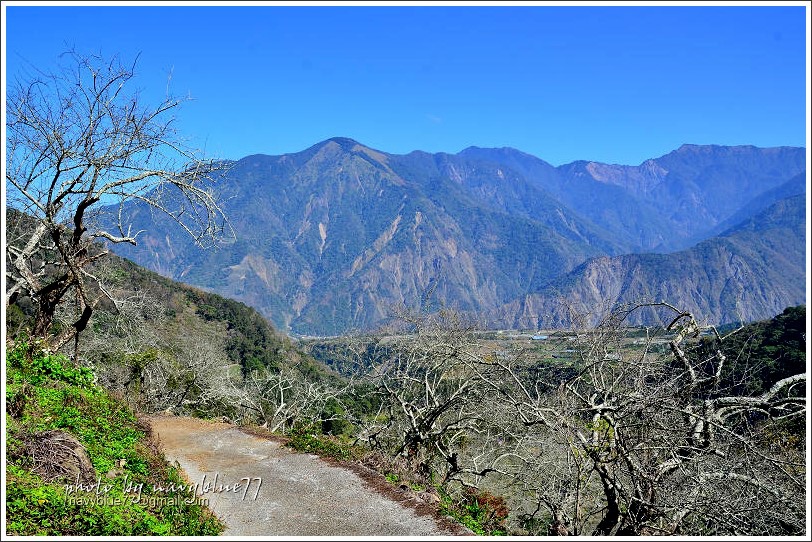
[110, 138, 806, 334]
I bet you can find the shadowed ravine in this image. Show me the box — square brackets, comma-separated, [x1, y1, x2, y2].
[149, 416, 461, 536]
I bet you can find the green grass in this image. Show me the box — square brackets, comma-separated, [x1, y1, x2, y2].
[438, 486, 509, 536]
[5, 339, 224, 536]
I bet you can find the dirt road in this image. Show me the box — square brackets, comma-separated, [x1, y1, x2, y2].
[148, 416, 462, 536]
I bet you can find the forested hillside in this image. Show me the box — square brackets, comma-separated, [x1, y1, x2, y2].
[5, 211, 346, 534]
[6, 212, 336, 417]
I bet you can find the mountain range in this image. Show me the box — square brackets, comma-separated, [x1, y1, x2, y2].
[109, 138, 807, 335]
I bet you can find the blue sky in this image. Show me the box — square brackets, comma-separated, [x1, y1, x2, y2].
[3, 2, 809, 166]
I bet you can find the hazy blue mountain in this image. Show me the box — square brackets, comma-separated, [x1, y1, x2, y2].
[644, 144, 806, 245]
[110, 138, 806, 335]
[705, 171, 806, 239]
[387, 150, 626, 253]
[461, 144, 807, 252]
[489, 194, 806, 329]
[459, 147, 674, 251]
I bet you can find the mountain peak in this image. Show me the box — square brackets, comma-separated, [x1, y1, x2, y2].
[294, 137, 387, 166]
[325, 136, 362, 149]
[310, 137, 391, 161]
[460, 145, 532, 157]
[669, 143, 789, 157]
[300, 137, 366, 156]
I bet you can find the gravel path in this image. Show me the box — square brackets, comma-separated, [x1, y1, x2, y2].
[148, 415, 462, 536]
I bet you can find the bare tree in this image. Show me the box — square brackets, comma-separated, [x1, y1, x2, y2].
[5, 50, 230, 355]
[297, 302, 804, 535]
[358, 309, 513, 485]
[489, 302, 806, 535]
[235, 364, 349, 433]
[77, 279, 239, 416]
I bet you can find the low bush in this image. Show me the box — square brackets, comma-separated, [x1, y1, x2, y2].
[284, 425, 363, 462]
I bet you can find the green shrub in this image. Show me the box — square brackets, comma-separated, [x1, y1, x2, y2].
[439, 486, 509, 535]
[285, 425, 362, 462]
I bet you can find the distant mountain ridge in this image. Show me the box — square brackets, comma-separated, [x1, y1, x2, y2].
[461, 143, 806, 252]
[486, 194, 807, 329]
[109, 138, 807, 335]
